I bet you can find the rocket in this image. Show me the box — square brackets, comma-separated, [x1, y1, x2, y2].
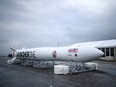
[8, 45, 104, 64]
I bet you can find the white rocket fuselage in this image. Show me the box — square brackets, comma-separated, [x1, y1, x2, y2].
[14, 46, 104, 62]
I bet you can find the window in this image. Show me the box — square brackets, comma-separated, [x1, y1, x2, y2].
[111, 48, 114, 57]
[106, 48, 109, 56]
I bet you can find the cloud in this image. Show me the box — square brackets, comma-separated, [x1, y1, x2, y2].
[0, 0, 116, 54]
[67, 0, 110, 14]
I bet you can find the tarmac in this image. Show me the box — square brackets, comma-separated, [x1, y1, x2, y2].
[0, 57, 116, 87]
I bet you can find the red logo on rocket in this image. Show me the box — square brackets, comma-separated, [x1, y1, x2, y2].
[52, 50, 57, 58]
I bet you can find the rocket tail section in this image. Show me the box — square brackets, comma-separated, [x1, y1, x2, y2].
[7, 57, 17, 64]
[7, 47, 17, 64]
[10, 47, 16, 52]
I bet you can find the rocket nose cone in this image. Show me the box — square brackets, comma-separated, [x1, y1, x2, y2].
[75, 46, 104, 62]
[85, 46, 104, 61]
[87, 47, 104, 61]
[96, 49, 104, 57]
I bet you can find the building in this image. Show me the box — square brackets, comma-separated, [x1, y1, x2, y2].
[70, 39, 116, 60]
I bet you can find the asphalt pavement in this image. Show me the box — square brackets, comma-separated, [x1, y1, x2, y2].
[0, 57, 116, 87]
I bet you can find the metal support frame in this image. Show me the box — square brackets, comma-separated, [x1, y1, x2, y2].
[20, 59, 97, 74]
[52, 60, 55, 65]
[21, 59, 33, 65]
[69, 61, 97, 74]
[33, 59, 48, 68]
[20, 58, 55, 68]
[33, 58, 57, 68]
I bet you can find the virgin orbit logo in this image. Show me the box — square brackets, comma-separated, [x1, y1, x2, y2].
[52, 50, 57, 58]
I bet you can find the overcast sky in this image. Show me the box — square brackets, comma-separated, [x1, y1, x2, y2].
[0, 0, 116, 54]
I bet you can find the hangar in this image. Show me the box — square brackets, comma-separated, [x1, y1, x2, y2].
[70, 39, 116, 60]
